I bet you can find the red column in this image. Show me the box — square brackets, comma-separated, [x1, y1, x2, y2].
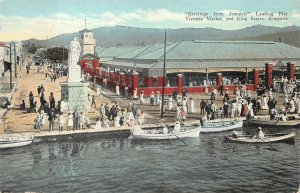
[115, 72, 119, 83]
[157, 76, 164, 87]
[143, 76, 153, 87]
[253, 69, 259, 90]
[217, 73, 222, 88]
[120, 73, 125, 86]
[132, 72, 139, 89]
[287, 62, 295, 80]
[125, 74, 131, 87]
[102, 70, 106, 80]
[177, 74, 183, 93]
[265, 63, 273, 89]
[110, 71, 115, 86]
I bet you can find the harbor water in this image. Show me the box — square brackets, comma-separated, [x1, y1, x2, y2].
[0, 127, 298, 193]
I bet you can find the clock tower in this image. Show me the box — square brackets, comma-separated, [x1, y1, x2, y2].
[79, 28, 96, 56]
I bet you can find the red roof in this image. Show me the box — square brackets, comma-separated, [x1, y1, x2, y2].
[0, 42, 6, 47]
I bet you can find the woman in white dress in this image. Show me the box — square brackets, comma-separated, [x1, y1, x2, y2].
[156, 91, 161, 106]
[59, 113, 64, 131]
[40, 110, 45, 126]
[114, 113, 121, 127]
[261, 95, 268, 110]
[78, 112, 85, 129]
[289, 99, 295, 113]
[67, 112, 73, 131]
[182, 97, 188, 115]
[189, 97, 195, 113]
[140, 91, 145, 104]
[167, 95, 173, 111]
[116, 84, 120, 95]
[133, 88, 138, 99]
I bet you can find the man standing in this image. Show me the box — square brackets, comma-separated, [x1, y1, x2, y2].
[91, 95, 96, 108]
[48, 108, 56, 132]
[200, 99, 206, 114]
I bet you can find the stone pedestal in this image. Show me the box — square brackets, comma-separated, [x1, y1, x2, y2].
[68, 65, 82, 82]
[61, 82, 89, 112]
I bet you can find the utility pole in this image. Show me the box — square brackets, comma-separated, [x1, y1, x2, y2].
[14, 42, 17, 77]
[9, 43, 12, 89]
[160, 30, 167, 118]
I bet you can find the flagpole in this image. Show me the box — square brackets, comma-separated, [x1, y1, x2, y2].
[160, 30, 167, 118]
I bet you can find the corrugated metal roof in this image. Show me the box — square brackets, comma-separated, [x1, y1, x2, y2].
[96, 46, 142, 58]
[97, 41, 300, 60]
[97, 41, 300, 69]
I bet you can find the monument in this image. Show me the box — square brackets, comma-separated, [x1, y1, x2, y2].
[60, 37, 90, 112]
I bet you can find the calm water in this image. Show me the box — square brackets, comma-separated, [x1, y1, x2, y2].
[0, 128, 298, 193]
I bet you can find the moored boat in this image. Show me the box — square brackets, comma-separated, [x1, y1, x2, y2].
[200, 120, 243, 133]
[246, 115, 300, 127]
[131, 125, 201, 140]
[0, 136, 34, 149]
[226, 132, 295, 143]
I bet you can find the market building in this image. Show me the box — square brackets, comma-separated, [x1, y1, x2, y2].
[91, 41, 300, 96]
[79, 37, 300, 96]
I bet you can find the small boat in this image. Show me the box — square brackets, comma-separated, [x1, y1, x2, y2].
[226, 132, 295, 143]
[200, 120, 243, 133]
[131, 125, 200, 140]
[246, 115, 300, 127]
[0, 136, 34, 149]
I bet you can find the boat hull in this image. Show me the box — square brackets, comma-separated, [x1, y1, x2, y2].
[226, 132, 295, 143]
[247, 119, 300, 127]
[132, 127, 200, 140]
[0, 137, 33, 149]
[200, 120, 243, 133]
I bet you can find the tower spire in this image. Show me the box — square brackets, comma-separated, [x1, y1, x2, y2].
[85, 18, 86, 29]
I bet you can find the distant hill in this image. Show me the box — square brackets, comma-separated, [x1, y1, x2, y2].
[230, 30, 300, 48]
[23, 25, 300, 48]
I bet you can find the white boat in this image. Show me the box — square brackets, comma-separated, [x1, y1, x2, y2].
[246, 115, 300, 127]
[0, 136, 34, 149]
[132, 125, 201, 140]
[226, 132, 295, 143]
[200, 120, 243, 133]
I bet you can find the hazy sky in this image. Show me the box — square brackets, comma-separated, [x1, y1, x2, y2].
[0, 0, 299, 41]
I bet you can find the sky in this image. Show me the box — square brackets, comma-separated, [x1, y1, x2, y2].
[0, 0, 299, 41]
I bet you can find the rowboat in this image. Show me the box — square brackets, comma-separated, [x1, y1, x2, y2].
[200, 120, 243, 133]
[246, 115, 300, 127]
[0, 136, 34, 149]
[226, 132, 295, 143]
[131, 125, 201, 140]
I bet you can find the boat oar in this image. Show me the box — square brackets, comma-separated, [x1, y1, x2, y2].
[259, 138, 278, 151]
[171, 132, 188, 146]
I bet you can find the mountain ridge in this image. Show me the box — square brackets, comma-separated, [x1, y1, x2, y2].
[23, 25, 300, 48]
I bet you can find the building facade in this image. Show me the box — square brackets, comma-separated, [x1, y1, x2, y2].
[80, 41, 300, 96]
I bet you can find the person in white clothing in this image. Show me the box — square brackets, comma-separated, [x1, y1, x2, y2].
[167, 95, 173, 111]
[257, 127, 265, 139]
[133, 88, 138, 99]
[189, 97, 195, 113]
[59, 113, 64, 131]
[173, 121, 181, 133]
[116, 84, 120, 95]
[97, 86, 101, 96]
[92, 118, 102, 129]
[140, 91, 145, 104]
[114, 113, 121, 127]
[162, 125, 168, 134]
[67, 112, 73, 131]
